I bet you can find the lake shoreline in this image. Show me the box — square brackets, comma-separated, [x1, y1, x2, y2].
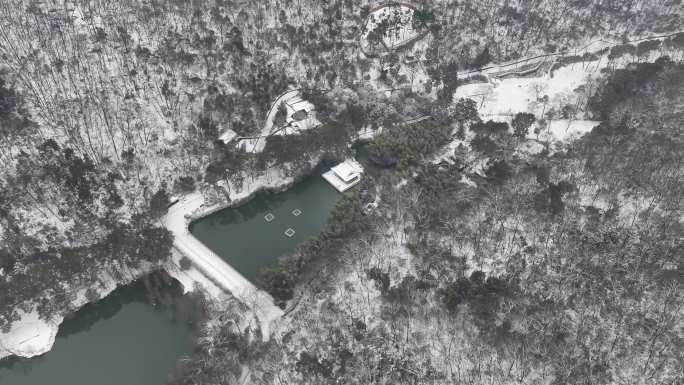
[161, 158, 332, 340]
[0, 273, 194, 385]
[0, 159, 328, 362]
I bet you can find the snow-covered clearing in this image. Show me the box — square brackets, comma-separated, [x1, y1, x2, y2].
[0, 309, 57, 360]
[454, 61, 599, 121]
[460, 32, 683, 80]
[454, 34, 684, 124]
[450, 57, 604, 152]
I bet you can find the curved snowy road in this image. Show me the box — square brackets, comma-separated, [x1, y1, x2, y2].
[244, 89, 301, 153]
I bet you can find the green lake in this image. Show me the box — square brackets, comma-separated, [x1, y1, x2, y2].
[0, 279, 193, 385]
[0, 174, 341, 385]
[190, 174, 342, 281]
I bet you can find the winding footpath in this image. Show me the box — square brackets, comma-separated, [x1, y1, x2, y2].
[240, 89, 301, 153]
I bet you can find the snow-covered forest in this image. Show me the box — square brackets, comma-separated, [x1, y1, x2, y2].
[0, 0, 682, 384]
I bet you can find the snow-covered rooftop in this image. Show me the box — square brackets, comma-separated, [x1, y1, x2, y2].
[324, 159, 364, 193]
[218, 128, 237, 144]
[331, 159, 364, 182]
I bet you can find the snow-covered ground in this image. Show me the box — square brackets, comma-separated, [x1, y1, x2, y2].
[450, 55, 605, 151]
[361, 4, 421, 52]
[454, 34, 683, 124]
[454, 61, 599, 121]
[459, 32, 682, 80]
[0, 309, 57, 360]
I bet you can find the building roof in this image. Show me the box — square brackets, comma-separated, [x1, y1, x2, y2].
[331, 159, 364, 182]
[218, 128, 237, 144]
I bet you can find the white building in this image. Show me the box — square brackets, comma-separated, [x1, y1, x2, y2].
[218, 128, 237, 144]
[323, 159, 364, 192]
[273, 94, 321, 136]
